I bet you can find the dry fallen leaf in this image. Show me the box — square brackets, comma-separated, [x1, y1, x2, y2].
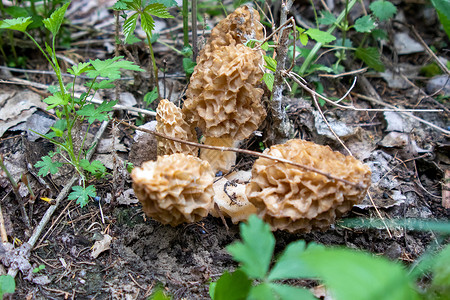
[91, 234, 113, 259]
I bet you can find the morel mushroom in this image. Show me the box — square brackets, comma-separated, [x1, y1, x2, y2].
[246, 139, 371, 233]
[182, 6, 266, 173]
[156, 99, 197, 156]
[131, 153, 214, 226]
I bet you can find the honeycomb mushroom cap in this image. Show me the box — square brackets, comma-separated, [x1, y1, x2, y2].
[246, 139, 371, 233]
[156, 99, 197, 156]
[183, 44, 266, 140]
[131, 153, 214, 226]
[182, 5, 266, 141]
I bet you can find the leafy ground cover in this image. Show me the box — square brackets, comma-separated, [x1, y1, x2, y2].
[0, 0, 449, 299]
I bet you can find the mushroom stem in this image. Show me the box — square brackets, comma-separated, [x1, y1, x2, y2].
[200, 137, 236, 173]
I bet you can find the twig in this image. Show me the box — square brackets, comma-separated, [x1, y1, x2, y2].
[311, 92, 352, 156]
[8, 120, 109, 279]
[118, 120, 366, 189]
[409, 25, 450, 76]
[267, 0, 294, 144]
[367, 191, 392, 238]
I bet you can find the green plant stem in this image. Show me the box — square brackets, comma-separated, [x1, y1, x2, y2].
[182, 0, 189, 48]
[157, 40, 183, 55]
[146, 32, 160, 98]
[192, 0, 198, 60]
[298, 0, 358, 75]
[7, 31, 18, 63]
[338, 0, 350, 64]
[24, 32, 55, 70]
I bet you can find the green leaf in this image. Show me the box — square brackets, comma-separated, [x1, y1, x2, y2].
[301, 247, 420, 300]
[370, 0, 397, 21]
[270, 284, 316, 300]
[144, 3, 174, 19]
[212, 270, 252, 300]
[371, 29, 388, 40]
[263, 55, 277, 72]
[182, 57, 196, 76]
[113, 0, 133, 10]
[354, 15, 376, 33]
[43, 92, 70, 110]
[261, 42, 269, 51]
[305, 28, 336, 44]
[76, 100, 118, 124]
[86, 79, 116, 90]
[0, 275, 15, 298]
[43, 2, 70, 35]
[268, 240, 318, 280]
[436, 10, 450, 40]
[68, 62, 92, 76]
[80, 159, 106, 176]
[431, 244, 450, 287]
[148, 287, 172, 300]
[46, 119, 67, 139]
[5, 6, 29, 18]
[86, 56, 144, 80]
[143, 88, 159, 105]
[296, 27, 309, 46]
[262, 73, 274, 91]
[123, 13, 139, 41]
[318, 10, 337, 25]
[0, 17, 33, 32]
[226, 215, 275, 279]
[34, 156, 62, 176]
[248, 283, 277, 300]
[431, 0, 450, 21]
[355, 47, 385, 72]
[68, 185, 96, 207]
[141, 11, 156, 36]
[148, 0, 178, 7]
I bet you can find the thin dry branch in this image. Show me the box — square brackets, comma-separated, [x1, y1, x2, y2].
[118, 120, 367, 189]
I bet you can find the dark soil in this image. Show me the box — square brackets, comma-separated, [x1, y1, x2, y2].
[0, 0, 449, 299]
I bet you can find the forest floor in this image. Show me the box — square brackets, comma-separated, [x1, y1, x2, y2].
[0, 0, 449, 299]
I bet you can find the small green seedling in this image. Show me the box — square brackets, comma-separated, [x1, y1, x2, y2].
[32, 264, 46, 273]
[0, 2, 144, 207]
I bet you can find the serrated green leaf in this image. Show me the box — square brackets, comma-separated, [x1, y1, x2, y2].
[141, 11, 156, 35]
[113, 0, 133, 10]
[34, 156, 62, 176]
[76, 100, 118, 124]
[305, 28, 336, 44]
[354, 15, 376, 33]
[0, 17, 33, 32]
[262, 73, 274, 91]
[86, 79, 116, 90]
[301, 247, 420, 300]
[144, 3, 174, 18]
[212, 270, 252, 300]
[86, 56, 144, 80]
[226, 215, 275, 279]
[68, 185, 96, 207]
[43, 92, 70, 109]
[80, 159, 106, 176]
[123, 13, 139, 41]
[68, 62, 92, 76]
[43, 2, 70, 35]
[370, 0, 397, 21]
[263, 55, 277, 72]
[148, 0, 178, 7]
[318, 10, 337, 25]
[355, 47, 385, 72]
[371, 29, 388, 40]
[0, 275, 15, 298]
[270, 284, 316, 300]
[268, 240, 318, 280]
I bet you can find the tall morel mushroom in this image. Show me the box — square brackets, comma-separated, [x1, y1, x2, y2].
[156, 99, 197, 156]
[246, 139, 372, 233]
[131, 153, 214, 226]
[182, 6, 267, 173]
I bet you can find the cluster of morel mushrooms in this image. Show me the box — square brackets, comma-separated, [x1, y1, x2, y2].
[131, 6, 372, 233]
